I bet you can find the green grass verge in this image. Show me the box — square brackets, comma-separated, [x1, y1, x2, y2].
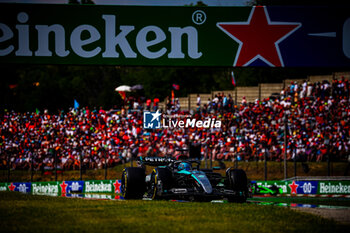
[0, 192, 348, 233]
[1, 161, 349, 182]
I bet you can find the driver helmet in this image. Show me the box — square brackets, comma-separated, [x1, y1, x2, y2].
[178, 162, 191, 171]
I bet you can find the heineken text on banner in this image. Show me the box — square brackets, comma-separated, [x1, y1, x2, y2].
[0, 4, 350, 67]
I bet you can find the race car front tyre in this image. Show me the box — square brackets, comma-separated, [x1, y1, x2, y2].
[226, 168, 248, 203]
[121, 167, 146, 199]
[150, 167, 173, 200]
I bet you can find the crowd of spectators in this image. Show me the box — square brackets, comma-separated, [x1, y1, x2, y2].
[0, 77, 349, 172]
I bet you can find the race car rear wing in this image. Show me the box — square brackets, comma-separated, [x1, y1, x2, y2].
[138, 157, 201, 167]
[138, 157, 175, 166]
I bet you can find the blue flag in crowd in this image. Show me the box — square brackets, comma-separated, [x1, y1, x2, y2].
[74, 99, 79, 109]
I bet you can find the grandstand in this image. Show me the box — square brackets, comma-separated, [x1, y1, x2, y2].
[0, 71, 349, 175]
[166, 71, 350, 111]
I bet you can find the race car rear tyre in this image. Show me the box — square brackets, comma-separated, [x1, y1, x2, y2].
[121, 167, 146, 199]
[227, 168, 248, 203]
[150, 167, 173, 200]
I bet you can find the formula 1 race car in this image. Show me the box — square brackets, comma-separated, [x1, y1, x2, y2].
[121, 157, 250, 202]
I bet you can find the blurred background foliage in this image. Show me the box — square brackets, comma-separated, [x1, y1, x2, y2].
[0, 64, 343, 112]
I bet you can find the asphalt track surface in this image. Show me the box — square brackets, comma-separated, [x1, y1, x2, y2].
[249, 196, 350, 225]
[291, 207, 350, 225]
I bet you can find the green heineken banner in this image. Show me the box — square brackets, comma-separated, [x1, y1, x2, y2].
[32, 181, 60, 196]
[84, 180, 121, 194]
[256, 181, 290, 194]
[318, 181, 350, 195]
[1, 3, 350, 67]
[0, 182, 8, 191]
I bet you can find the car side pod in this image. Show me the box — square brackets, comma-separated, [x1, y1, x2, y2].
[226, 168, 249, 203]
[121, 167, 146, 199]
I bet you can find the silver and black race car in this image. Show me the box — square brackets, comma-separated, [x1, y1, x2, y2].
[121, 157, 250, 202]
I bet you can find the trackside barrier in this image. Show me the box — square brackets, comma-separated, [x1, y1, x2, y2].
[1, 180, 350, 196]
[0, 180, 121, 196]
[256, 180, 350, 195]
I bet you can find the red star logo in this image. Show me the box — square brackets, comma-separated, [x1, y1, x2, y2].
[217, 6, 301, 67]
[113, 180, 121, 194]
[289, 181, 299, 194]
[8, 183, 16, 191]
[60, 181, 68, 194]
